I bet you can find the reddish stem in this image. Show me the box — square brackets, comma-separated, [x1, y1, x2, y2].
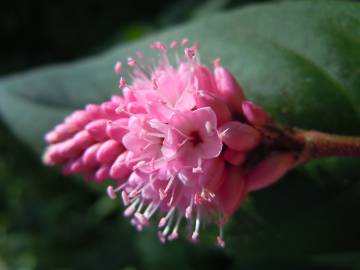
[260, 124, 360, 161]
[292, 129, 360, 158]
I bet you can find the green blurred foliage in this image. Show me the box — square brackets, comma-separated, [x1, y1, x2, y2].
[1, 0, 360, 270]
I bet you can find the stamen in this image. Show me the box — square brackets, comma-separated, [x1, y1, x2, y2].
[150, 41, 167, 53]
[213, 57, 221, 67]
[107, 186, 117, 199]
[118, 77, 126, 89]
[171, 125, 192, 140]
[168, 215, 182, 241]
[121, 191, 130, 205]
[162, 212, 175, 236]
[158, 231, 166, 243]
[164, 175, 175, 193]
[143, 202, 154, 217]
[201, 188, 215, 203]
[127, 57, 137, 67]
[124, 198, 140, 217]
[185, 194, 194, 219]
[114, 61, 122, 74]
[158, 188, 167, 200]
[181, 38, 189, 47]
[194, 192, 202, 205]
[133, 160, 147, 170]
[185, 48, 195, 59]
[170, 40, 177, 49]
[134, 212, 149, 226]
[216, 227, 225, 248]
[192, 158, 203, 174]
[131, 218, 143, 232]
[144, 202, 160, 219]
[137, 200, 144, 212]
[167, 183, 177, 207]
[129, 182, 146, 198]
[158, 207, 175, 228]
[219, 127, 230, 138]
[191, 207, 201, 241]
[106, 182, 128, 200]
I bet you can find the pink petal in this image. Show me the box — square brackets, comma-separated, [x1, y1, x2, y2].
[195, 91, 231, 126]
[106, 118, 128, 142]
[122, 132, 147, 152]
[177, 169, 198, 186]
[192, 108, 223, 158]
[247, 152, 295, 192]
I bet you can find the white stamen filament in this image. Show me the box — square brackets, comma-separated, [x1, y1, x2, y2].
[192, 207, 201, 241]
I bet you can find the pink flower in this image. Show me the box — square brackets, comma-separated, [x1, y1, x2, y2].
[43, 39, 294, 248]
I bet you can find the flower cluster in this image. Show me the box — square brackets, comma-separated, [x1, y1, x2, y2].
[43, 39, 295, 247]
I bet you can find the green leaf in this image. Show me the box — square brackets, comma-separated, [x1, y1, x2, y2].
[0, 0, 359, 258]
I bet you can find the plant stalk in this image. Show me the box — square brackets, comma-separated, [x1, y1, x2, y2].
[261, 124, 360, 162]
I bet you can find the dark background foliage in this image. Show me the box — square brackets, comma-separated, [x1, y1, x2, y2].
[0, 0, 359, 270]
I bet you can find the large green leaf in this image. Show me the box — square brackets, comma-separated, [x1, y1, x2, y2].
[0, 0, 359, 259]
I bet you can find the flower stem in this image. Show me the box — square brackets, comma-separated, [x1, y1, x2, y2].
[261, 124, 360, 161]
[292, 129, 360, 158]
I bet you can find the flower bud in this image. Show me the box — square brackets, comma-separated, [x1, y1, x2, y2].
[217, 166, 247, 216]
[242, 101, 270, 126]
[219, 121, 261, 151]
[214, 65, 245, 114]
[223, 148, 246, 165]
[85, 119, 108, 141]
[96, 140, 124, 164]
[247, 152, 295, 192]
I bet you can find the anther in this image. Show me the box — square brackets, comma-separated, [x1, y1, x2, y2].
[185, 48, 195, 59]
[158, 231, 166, 243]
[127, 57, 137, 67]
[107, 186, 117, 199]
[213, 58, 221, 67]
[185, 206, 192, 219]
[114, 61, 122, 74]
[170, 40, 177, 49]
[181, 38, 189, 47]
[118, 77, 126, 89]
[150, 41, 167, 53]
[121, 191, 130, 205]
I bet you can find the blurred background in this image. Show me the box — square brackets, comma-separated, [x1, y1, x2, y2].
[1, 0, 359, 270]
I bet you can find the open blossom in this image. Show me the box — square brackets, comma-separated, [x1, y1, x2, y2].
[43, 39, 295, 247]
